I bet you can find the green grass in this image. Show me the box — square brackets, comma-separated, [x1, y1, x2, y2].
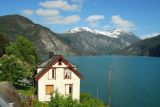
[16, 87, 33, 96]
[32, 100, 48, 107]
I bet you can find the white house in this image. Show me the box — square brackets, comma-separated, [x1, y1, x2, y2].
[35, 54, 83, 102]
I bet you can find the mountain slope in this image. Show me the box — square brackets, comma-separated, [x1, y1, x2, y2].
[119, 35, 160, 56]
[0, 15, 76, 56]
[60, 27, 140, 55]
[0, 15, 140, 56]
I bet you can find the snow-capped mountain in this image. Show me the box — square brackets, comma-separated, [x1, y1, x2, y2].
[67, 27, 94, 33]
[59, 27, 140, 55]
[67, 27, 133, 38]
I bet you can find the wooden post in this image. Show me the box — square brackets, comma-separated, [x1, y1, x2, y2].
[97, 88, 99, 100]
[108, 66, 112, 107]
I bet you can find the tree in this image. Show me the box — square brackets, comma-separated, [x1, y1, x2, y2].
[0, 55, 31, 85]
[5, 35, 38, 65]
[0, 33, 9, 57]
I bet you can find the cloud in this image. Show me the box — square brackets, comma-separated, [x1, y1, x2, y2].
[35, 8, 80, 25]
[45, 15, 80, 25]
[141, 32, 160, 39]
[39, 0, 79, 11]
[22, 9, 33, 16]
[85, 15, 104, 22]
[22, 0, 82, 25]
[85, 15, 104, 27]
[71, 0, 84, 7]
[111, 15, 134, 31]
[35, 1, 81, 25]
[35, 8, 59, 17]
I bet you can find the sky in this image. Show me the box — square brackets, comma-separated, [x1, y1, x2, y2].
[0, 0, 160, 39]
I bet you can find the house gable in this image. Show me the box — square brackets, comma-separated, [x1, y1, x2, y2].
[35, 55, 83, 81]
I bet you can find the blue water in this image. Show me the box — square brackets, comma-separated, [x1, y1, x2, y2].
[65, 56, 160, 107]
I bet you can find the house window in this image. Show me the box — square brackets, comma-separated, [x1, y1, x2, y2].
[65, 84, 72, 95]
[52, 68, 56, 79]
[58, 58, 62, 65]
[64, 68, 71, 79]
[69, 85, 72, 94]
[46, 85, 54, 95]
[58, 61, 62, 65]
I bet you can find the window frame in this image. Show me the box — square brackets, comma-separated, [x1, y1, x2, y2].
[65, 84, 73, 95]
[52, 68, 56, 79]
[58, 60, 62, 65]
[64, 68, 71, 79]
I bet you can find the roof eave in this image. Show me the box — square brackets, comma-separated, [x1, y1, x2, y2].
[35, 55, 83, 81]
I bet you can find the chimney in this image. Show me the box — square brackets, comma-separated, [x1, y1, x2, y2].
[49, 51, 54, 58]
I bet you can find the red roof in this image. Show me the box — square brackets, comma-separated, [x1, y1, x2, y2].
[35, 55, 83, 81]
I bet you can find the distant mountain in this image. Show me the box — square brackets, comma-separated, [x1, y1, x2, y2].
[0, 15, 76, 57]
[118, 35, 160, 57]
[59, 27, 140, 55]
[0, 15, 140, 56]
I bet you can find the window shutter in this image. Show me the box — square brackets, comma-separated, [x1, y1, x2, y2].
[46, 85, 54, 95]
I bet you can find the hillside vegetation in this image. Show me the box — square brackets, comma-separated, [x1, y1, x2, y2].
[118, 35, 160, 57]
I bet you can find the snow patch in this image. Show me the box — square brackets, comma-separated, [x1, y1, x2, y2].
[68, 27, 94, 33]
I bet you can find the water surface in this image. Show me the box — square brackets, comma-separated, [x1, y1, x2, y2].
[66, 56, 160, 107]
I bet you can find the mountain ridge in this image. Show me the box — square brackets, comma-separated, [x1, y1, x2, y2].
[0, 14, 147, 56]
[0, 14, 77, 57]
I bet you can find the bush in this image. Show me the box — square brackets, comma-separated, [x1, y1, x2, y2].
[48, 91, 79, 107]
[79, 93, 104, 107]
[48, 91, 104, 107]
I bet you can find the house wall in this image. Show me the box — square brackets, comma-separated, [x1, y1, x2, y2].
[38, 61, 80, 102]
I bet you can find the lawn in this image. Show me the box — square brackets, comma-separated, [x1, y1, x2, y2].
[16, 86, 33, 96]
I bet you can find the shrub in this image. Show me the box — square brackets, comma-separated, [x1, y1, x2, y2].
[48, 91, 105, 107]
